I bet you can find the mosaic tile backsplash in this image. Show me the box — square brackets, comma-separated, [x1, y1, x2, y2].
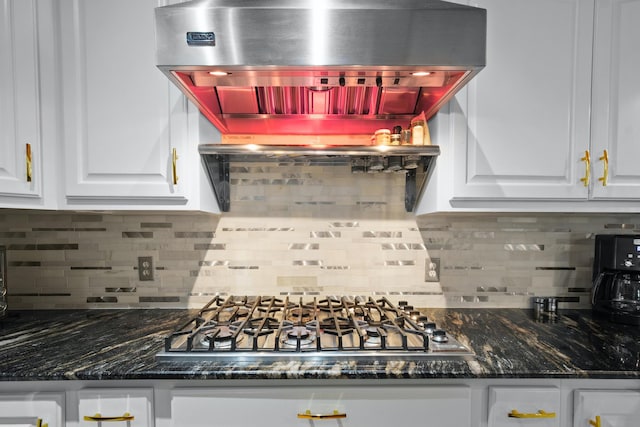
[1, 206, 639, 310]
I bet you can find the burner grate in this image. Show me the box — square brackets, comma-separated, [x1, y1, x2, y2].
[159, 295, 474, 361]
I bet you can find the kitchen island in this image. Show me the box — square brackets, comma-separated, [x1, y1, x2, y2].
[0, 308, 638, 381]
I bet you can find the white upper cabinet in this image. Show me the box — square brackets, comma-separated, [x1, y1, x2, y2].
[419, 0, 640, 213]
[0, 0, 54, 208]
[590, 0, 640, 200]
[58, 0, 217, 211]
[452, 0, 595, 201]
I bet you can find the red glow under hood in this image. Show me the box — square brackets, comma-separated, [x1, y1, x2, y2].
[171, 69, 471, 135]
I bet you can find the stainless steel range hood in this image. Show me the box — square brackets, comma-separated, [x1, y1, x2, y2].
[155, 0, 486, 212]
[156, 0, 486, 135]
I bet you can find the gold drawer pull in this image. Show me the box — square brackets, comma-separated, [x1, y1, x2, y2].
[580, 150, 591, 187]
[172, 148, 179, 185]
[508, 409, 556, 419]
[83, 412, 134, 422]
[598, 149, 609, 186]
[297, 409, 347, 420]
[36, 418, 48, 427]
[26, 143, 33, 182]
[589, 415, 601, 427]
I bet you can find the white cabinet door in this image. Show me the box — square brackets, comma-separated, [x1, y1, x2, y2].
[59, 0, 190, 207]
[590, 0, 640, 200]
[574, 390, 640, 427]
[0, 0, 44, 204]
[488, 386, 560, 427]
[452, 0, 594, 200]
[0, 392, 64, 427]
[166, 386, 470, 427]
[72, 388, 154, 427]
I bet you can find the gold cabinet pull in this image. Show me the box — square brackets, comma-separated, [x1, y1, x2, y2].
[83, 412, 134, 422]
[598, 149, 609, 186]
[26, 143, 33, 182]
[36, 418, 48, 427]
[297, 409, 347, 420]
[508, 409, 556, 419]
[589, 415, 601, 427]
[172, 148, 179, 185]
[580, 150, 590, 187]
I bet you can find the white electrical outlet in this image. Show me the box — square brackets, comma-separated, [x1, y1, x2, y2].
[138, 256, 154, 281]
[425, 258, 440, 282]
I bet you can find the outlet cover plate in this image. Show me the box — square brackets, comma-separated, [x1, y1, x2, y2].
[425, 257, 440, 282]
[138, 256, 154, 281]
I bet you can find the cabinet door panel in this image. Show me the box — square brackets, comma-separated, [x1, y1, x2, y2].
[590, 0, 640, 199]
[169, 386, 470, 427]
[453, 0, 594, 200]
[574, 390, 640, 427]
[76, 388, 154, 427]
[488, 386, 560, 427]
[60, 0, 188, 204]
[0, 393, 64, 427]
[0, 0, 43, 200]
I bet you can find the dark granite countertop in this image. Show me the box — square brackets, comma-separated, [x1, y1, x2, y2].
[0, 308, 638, 381]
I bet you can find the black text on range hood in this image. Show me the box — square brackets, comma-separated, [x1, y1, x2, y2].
[155, 0, 487, 136]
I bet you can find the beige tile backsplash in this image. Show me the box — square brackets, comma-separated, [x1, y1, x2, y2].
[1, 163, 639, 309]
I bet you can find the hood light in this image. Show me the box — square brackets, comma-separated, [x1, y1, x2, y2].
[209, 71, 229, 76]
[375, 145, 392, 153]
[412, 71, 432, 77]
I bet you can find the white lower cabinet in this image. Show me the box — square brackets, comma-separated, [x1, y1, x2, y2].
[3, 380, 640, 427]
[0, 392, 64, 427]
[69, 388, 154, 427]
[573, 390, 640, 427]
[488, 386, 560, 427]
[162, 386, 471, 427]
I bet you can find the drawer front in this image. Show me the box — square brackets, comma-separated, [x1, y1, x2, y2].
[488, 386, 560, 427]
[169, 386, 470, 427]
[574, 390, 640, 427]
[77, 388, 153, 427]
[0, 392, 64, 427]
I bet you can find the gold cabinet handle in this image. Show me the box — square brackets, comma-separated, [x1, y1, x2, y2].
[36, 418, 48, 427]
[83, 412, 134, 422]
[26, 143, 33, 182]
[589, 415, 601, 427]
[580, 150, 591, 187]
[172, 148, 179, 185]
[297, 409, 347, 420]
[598, 149, 608, 186]
[508, 409, 556, 419]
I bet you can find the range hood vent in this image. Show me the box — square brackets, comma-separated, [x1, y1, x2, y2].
[155, 0, 487, 135]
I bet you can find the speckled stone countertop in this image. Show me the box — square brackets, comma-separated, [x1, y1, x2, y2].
[0, 308, 638, 381]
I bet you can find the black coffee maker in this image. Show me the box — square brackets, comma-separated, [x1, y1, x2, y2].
[592, 234, 640, 325]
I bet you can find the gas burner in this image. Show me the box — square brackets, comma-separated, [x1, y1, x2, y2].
[206, 336, 240, 349]
[365, 326, 380, 337]
[201, 325, 243, 349]
[281, 326, 316, 348]
[363, 326, 384, 348]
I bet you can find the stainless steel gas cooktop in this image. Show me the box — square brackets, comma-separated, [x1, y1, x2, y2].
[157, 296, 474, 362]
